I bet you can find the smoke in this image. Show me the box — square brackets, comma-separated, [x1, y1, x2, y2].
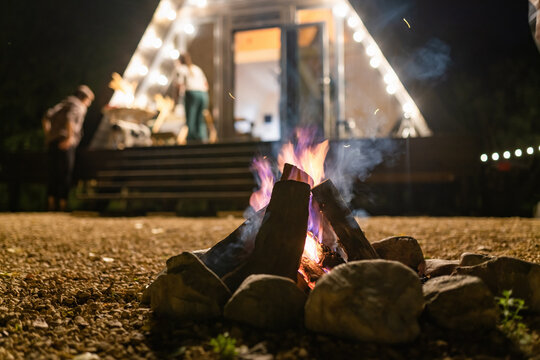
[400, 38, 452, 81]
[325, 138, 399, 204]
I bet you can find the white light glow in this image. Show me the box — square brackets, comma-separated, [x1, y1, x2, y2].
[157, 2, 176, 21]
[189, 0, 207, 8]
[143, 29, 162, 49]
[369, 57, 381, 68]
[137, 64, 149, 76]
[366, 44, 377, 57]
[491, 153, 499, 161]
[127, 58, 149, 77]
[503, 151, 511, 159]
[384, 73, 397, 84]
[386, 84, 397, 94]
[402, 128, 411, 138]
[151, 37, 163, 49]
[353, 30, 365, 43]
[134, 94, 148, 108]
[480, 154, 488, 162]
[149, 71, 159, 84]
[157, 74, 168, 86]
[183, 23, 196, 35]
[526, 146, 534, 155]
[170, 48, 180, 60]
[515, 149, 522, 157]
[347, 15, 360, 28]
[402, 102, 415, 114]
[332, 3, 349, 18]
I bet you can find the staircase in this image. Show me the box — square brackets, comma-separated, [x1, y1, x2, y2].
[77, 142, 273, 213]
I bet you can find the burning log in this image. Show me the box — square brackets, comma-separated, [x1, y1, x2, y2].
[199, 208, 266, 277]
[222, 180, 310, 291]
[312, 180, 378, 261]
[280, 163, 314, 186]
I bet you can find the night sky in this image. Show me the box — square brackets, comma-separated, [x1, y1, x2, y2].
[1, 0, 539, 150]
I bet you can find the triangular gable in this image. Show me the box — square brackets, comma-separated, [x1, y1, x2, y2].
[106, 0, 431, 139]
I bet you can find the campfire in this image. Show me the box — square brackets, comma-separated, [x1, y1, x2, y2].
[199, 128, 378, 292]
[142, 128, 540, 345]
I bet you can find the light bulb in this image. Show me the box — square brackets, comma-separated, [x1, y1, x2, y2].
[480, 154, 488, 162]
[491, 153, 499, 161]
[333, 3, 349, 18]
[503, 151, 511, 159]
[386, 84, 397, 94]
[353, 30, 365, 43]
[369, 57, 381, 68]
[347, 16, 360, 28]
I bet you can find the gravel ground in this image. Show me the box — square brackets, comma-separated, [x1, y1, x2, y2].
[0, 213, 539, 359]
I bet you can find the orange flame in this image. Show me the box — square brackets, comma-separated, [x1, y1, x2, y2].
[250, 128, 330, 289]
[303, 231, 322, 263]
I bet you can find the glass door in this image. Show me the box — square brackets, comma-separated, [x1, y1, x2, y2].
[281, 22, 330, 140]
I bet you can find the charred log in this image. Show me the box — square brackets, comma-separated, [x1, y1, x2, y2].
[320, 244, 346, 269]
[199, 208, 266, 277]
[222, 180, 310, 291]
[280, 163, 314, 186]
[311, 180, 378, 261]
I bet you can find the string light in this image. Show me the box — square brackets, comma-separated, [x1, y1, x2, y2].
[188, 0, 207, 8]
[491, 153, 499, 161]
[515, 149, 523, 157]
[332, 3, 349, 18]
[183, 23, 196, 35]
[353, 30, 365, 43]
[386, 84, 397, 94]
[503, 151, 511, 159]
[157, 74, 168, 86]
[526, 147, 534, 155]
[157, 1, 177, 21]
[480, 154, 488, 162]
[369, 57, 381, 68]
[347, 15, 360, 28]
[366, 44, 377, 57]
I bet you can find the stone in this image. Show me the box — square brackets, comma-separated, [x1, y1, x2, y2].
[424, 259, 459, 277]
[224, 274, 306, 330]
[459, 252, 494, 267]
[454, 256, 540, 313]
[423, 275, 497, 331]
[305, 260, 424, 343]
[371, 236, 425, 273]
[148, 252, 231, 320]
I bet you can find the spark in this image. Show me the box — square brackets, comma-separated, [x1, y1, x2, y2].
[228, 92, 235, 100]
[374, 108, 380, 115]
[403, 18, 411, 29]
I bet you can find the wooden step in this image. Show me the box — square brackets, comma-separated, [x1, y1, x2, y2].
[95, 178, 256, 189]
[101, 156, 253, 169]
[96, 167, 253, 179]
[78, 191, 253, 200]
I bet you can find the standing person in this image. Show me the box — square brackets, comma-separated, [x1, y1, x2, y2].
[175, 53, 209, 141]
[42, 85, 94, 211]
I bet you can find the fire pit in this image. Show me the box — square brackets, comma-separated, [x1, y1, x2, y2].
[142, 129, 540, 345]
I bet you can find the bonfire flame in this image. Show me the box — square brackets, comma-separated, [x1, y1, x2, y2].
[249, 128, 330, 288]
